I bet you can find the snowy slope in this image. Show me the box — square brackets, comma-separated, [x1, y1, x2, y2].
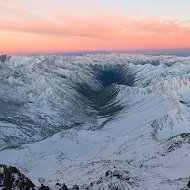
[1, 54, 190, 189]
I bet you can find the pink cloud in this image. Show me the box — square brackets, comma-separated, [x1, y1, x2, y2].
[0, 1, 190, 53]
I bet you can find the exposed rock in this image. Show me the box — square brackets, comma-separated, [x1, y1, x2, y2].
[39, 184, 50, 190]
[72, 185, 79, 190]
[187, 180, 190, 188]
[79, 169, 133, 190]
[180, 133, 190, 142]
[167, 141, 182, 153]
[0, 55, 10, 63]
[113, 170, 123, 179]
[166, 133, 190, 153]
[108, 182, 123, 190]
[56, 183, 69, 190]
[0, 164, 35, 190]
[105, 170, 112, 178]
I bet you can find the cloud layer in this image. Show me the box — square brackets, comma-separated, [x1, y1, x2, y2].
[0, 0, 190, 54]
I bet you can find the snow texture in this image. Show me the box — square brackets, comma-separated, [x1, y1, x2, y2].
[1, 54, 190, 189]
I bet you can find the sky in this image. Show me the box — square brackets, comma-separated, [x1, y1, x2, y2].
[0, 0, 190, 54]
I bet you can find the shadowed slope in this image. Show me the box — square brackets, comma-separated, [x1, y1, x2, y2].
[75, 64, 136, 118]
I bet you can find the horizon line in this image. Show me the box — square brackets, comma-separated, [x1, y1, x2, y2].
[1, 48, 190, 56]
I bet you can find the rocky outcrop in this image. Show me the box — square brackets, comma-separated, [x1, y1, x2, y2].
[0, 164, 35, 190]
[166, 133, 190, 153]
[0, 55, 10, 63]
[80, 169, 134, 190]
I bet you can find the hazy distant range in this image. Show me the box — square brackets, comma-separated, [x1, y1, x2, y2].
[28, 48, 190, 56]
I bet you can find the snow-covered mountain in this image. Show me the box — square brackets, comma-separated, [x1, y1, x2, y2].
[1, 54, 190, 189]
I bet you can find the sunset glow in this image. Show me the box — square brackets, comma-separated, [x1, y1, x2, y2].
[1, 0, 190, 54]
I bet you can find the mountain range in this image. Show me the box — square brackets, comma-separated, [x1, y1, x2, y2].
[0, 54, 190, 189]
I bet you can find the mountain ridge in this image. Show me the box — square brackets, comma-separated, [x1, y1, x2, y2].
[1, 54, 190, 189]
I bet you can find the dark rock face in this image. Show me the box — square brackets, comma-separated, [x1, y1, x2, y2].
[58, 183, 69, 190]
[80, 169, 133, 190]
[180, 133, 190, 141]
[187, 180, 190, 188]
[0, 164, 35, 190]
[167, 141, 182, 153]
[166, 133, 190, 153]
[72, 185, 79, 190]
[105, 170, 112, 178]
[39, 184, 50, 190]
[0, 55, 10, 63]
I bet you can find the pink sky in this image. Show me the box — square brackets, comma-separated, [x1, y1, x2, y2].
[0, 0, 190, 54]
